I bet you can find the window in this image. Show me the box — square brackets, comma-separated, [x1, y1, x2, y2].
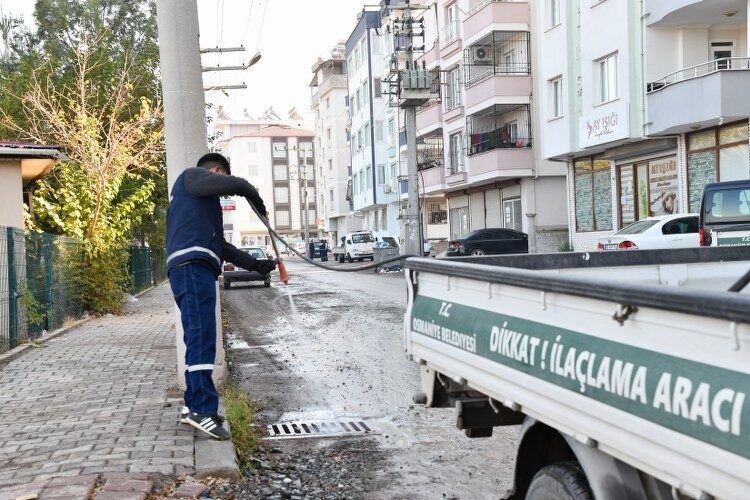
[247, 165, 258, 177]
[445, 3, 459, 42]
[427, 202, 447, 224]
[274, 187, 289, 203]
[388, 118, 396, 145]
[247, 141, 257, 153]
[359, 170, 366, 192]
[550, 77, 563, 119]
[363, 81, 369, 104]
[272, 142, 287, 158]
[381, 208, 388, 230]
[618, 157, 679, 226]
[548, 0, 561, 28]
[703, 189, 750, 224]
[275, 210, 290, 226]
[390, 163, 398, 186]
[372, 34, 381, 55]
[366, 165, 372, 189]
[444, 66, 461, 111]
[364, 122, 371, 147]
[328, 159, 333, 172]
[375, 120, 384, 142]
[374, 78, 382, 98]
[661, 217, 699, 236]
[325, 97, 330, 109]
[449, 132, 464, 173]
[326, 128, 331, 144]
[503, 199, 523, 232]
[330, 189, 334, 203]
[687, 123, 750, 212]
[273, 165, 288, 180]
[596, 53, 619, 104]
[358, 129, 364, 150]
[355, 89, 361, 112]
[574, 158, 613, 232]
[353, 172, 359, 195]
[377, 164, 386, 185]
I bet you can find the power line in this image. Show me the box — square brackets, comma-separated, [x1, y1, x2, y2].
[256, 0, 269, 49]
[241, 0, 255, 45]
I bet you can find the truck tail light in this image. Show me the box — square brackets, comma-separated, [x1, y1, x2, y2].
[618, 240, 638, 250]
[699, 227, 712, 246]
[223, 263, 235, 272]
[596, 242, 604, 251]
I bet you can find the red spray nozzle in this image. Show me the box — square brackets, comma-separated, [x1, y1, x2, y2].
[278, 260, 290, 285]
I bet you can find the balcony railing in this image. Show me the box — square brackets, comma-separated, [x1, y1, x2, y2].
[440, 20, 460, 45]
[463, 31, 532, 87]
[647, 57, 750, 93]
[417, 145, 444, 171]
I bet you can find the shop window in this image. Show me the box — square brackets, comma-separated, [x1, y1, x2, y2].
[574, 158, 613, 232]
[427, 202, 447, 225]
[503, 198, 522, 232]
[618, 157, 678, 226]
[687, 122, 749, 212]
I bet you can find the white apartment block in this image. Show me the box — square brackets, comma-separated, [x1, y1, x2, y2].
[215, 119, 318, 247]
[311, 44, 363, 244]
[346, 9, 403, 241]
[415, 0, 569, 252]
[536, 0, 750, 251]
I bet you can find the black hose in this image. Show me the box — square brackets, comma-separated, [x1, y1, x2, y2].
[250, 206, 420, 273]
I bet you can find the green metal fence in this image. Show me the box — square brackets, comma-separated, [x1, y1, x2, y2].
[0, 226, 167, 352]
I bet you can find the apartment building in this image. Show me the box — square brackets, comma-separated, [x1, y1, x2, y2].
[215, 122, 317, 247]
[535, 0, 750, 250]
[311, 43, 363, 244]
[416, 0, 569, 252]
[346, 9, 403, 241]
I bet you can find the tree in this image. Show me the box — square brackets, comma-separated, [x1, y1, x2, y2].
[3, 48, 164, 312]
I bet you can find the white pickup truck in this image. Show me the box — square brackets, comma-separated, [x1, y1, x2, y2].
[332, 231, 375, 263]
[405, 248, 750, 500]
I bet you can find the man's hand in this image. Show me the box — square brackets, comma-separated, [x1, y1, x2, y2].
[250, 259, 277, 275]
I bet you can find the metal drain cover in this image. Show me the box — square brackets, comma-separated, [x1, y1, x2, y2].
[266, 419, 375, 439]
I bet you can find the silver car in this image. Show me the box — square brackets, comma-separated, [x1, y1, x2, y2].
[222, 246, 271, 289]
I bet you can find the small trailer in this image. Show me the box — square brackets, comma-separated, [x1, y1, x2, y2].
[404, 248, 750, 500]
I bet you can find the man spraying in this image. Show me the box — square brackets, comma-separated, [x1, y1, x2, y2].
[166, 153, 276, 440]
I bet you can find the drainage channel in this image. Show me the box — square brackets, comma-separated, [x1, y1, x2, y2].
[266, 419, 375, 440]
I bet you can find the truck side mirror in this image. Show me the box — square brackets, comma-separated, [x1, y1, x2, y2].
[346, 240, 352, 244]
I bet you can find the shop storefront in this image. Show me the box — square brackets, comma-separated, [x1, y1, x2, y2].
[686, 122, 750, 212]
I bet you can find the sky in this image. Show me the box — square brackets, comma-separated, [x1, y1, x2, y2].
[0, 0, 369, 122]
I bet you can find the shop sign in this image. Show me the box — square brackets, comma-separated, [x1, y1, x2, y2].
[579, 102, 629, 149]
[648, 157, 679, 216]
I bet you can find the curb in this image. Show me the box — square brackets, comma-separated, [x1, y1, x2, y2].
[194, 402, 241, 480]
[0, 316, 92, 366]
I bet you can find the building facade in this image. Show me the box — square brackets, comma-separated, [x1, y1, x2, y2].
[415, 0, 569, 252]
[310, 43, 362, 245]
[345, 9, 403, 242]
[215, 123, 317, 248]
[535, 0, 750, 250]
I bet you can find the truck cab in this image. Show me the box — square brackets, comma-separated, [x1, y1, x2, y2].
[699, 180, 750, 246]
[339, 231, 375, 262]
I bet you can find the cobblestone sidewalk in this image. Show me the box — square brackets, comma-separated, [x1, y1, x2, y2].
[0, 284, 194, 487]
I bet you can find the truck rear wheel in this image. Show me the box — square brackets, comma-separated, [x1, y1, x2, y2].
[525, 463, 592, 500]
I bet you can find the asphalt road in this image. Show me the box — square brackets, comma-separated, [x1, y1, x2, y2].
[221, 257, 517, 499]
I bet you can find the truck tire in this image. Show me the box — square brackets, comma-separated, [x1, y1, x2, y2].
[525, 463, 592, 500]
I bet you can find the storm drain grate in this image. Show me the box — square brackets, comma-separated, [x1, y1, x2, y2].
[266, 419, 375, 439]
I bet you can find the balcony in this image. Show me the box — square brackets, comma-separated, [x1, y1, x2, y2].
[467, 104, 531, 148]
[647, 57, 750, 135]
[464, 1, 530, 43]
[439, 21, 462, 59]
[417, 135, 444, 172]
[646, 0, 747, 27]
[416, 100, 443, 134]
[419, 165, 446, 194]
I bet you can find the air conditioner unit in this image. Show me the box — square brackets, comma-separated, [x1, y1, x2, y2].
[472, 46, 492, 65]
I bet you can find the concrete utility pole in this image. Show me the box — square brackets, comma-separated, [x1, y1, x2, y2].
[386, 0, 432, 257]
[302, 148, 311, 245]
[155, 0, 226, 390]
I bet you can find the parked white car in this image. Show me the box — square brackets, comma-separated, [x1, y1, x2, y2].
[597, 214, 700, 251]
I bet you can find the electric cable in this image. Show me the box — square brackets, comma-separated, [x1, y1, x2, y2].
[248, 204, 421, 274]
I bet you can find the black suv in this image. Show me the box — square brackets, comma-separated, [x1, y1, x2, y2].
[447, 228, 529, 256]
[699, 180, 750, 246]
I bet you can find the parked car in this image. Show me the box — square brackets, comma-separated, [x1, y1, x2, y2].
[222, 246, 272, 288]
[447, 228, 528, 256]
[699, 180, 750, 246]
[596, 214, 699, 251]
